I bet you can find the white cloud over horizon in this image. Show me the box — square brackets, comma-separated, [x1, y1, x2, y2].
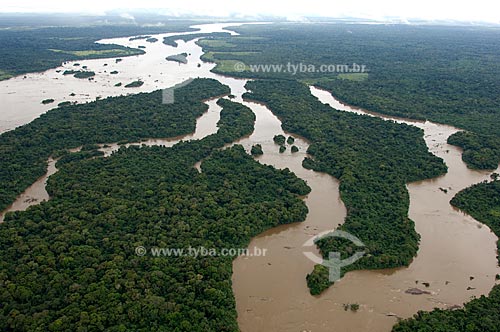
[1, 0, 500, 24]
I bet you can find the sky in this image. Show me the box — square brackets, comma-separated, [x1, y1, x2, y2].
[1, 0, 500, 24]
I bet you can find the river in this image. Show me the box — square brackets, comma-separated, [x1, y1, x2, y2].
[0, 22, 498, 332]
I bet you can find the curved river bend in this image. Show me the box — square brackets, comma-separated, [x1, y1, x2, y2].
[0, 22, 499, 332]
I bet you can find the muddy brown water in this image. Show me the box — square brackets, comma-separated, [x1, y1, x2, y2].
[0, 23, 499, 332]
[230, 89, 500, 332]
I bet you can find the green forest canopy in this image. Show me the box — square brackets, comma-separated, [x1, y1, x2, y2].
[0, 90, 311, 331]
[198, 23, 500, 169]
[0, 22, 196, 79]
[243, 79, 447, 294]
[0, 78, 229, 211]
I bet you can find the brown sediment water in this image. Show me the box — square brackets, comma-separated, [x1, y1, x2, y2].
[0, 96, 224, 222]
[230, 86, 499, 331]
[0, 22, 240, 220]
[0, 23, 240, 134]
[98, 98, 223, 157]
[0, 158, 57, 223]
[0, 23, 499, 332]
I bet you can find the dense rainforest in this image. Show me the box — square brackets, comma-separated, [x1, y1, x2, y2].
[1, 18, 499, 331]
[0, 78, 229, 211]
[197, 23, 500, 169]
[163, 32, 231, 48]
[0, 22, 196, 79]
[451, 180, 500, 264]
[448, 131, 500, 170]
[393, 180, 500, 332]
[0, 88, 311, 331]
[243, 79, 447, 294]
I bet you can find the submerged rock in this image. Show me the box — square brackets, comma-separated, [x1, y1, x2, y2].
[405, 288, 431, 295]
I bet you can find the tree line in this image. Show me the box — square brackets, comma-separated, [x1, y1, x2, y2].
[0, 93, 311, 331]
[243, 79, 447, 294]
[0, 78, 229, 212]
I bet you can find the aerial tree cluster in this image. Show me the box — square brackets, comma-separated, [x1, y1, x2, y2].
[448, 131, 500, 170]
[0, 93, 310, 331]
[0, 78, 229, 211]
[243, 79, 447, 294]
[0, 22, 199, 79]
[198, 23, 500, 166]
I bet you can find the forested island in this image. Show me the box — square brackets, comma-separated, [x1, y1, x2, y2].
[124, 80, 144, 88]
[163, 32, 231, 47]
[0, 89, 310, 330]
[166, 53, 188, 64]
[1, 16, 500, 332]
[73, 71, 96, 79]
[243, 79, 447, 294]
[197, 23, 500, 170]
[0, 22, 197, 79]
[0, 78, 229, 211]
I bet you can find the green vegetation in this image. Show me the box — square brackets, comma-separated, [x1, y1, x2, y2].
[273, 134, 286, 145]
[279, 146, 286, 153]
[0, 78, 229, 211]
[291, 146, 299, 153]
[448, 131, 500, 170]
[306, 265, 331, 295]
[243, 79, 447, 295]
[41, 99, 54, 104]
[114, 82, 122, 87]
[349, 303, 360, 312]
[337, 73, 369, 81]
[211, 60, 247, 74]
[166, 53, 188, 64]
[393, 180, 500, 331]
[343, 303, 360, 312]
[124, 80, 144, 88]
[49, 48, 140, 57]
[62, 69, 96, 79]
[146, 37, 158, 43]
[251, 144, 263, 155]
[73, 71, 95, 79]
[110, 70, 118, 75]
[57, 101, 71, 107]
[199, 23, 500, 165]
[200, 24, 500, 133]
[0, 69, 12, 80]
[451, 180, 500, 264]
[0, 23, 195, 80]
[163, 32, 231, 47]
[129, 35, 151, 41]
[197, 39, 236, 48]
[393, 286, 500, 332]
[56, 149, 105, 167]
[0, 89, 310, 330]
[202, 51, 259, 63]
[287, 136, 295, 144]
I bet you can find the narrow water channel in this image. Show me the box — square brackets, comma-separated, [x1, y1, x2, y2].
[0, 23, 498, 332]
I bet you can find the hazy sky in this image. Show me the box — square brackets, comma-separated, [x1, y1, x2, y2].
[2, 0, 500, 23]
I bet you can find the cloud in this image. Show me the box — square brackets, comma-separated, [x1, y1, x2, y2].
[1, 0, 500, 24]
[119, 13, 135, 21]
